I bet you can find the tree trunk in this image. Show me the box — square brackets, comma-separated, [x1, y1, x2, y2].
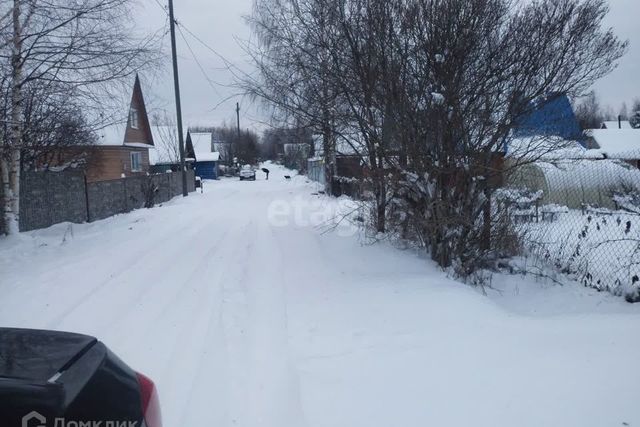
[3, 0, 23, 234]
[375, 153, 386, 233]
[321, 115, 336, 195]
[481, 186, 491, 251]
[376, 184, 386, 233]
[2, 149, 21, 235]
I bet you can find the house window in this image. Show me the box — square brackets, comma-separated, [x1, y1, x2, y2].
[129, 107, 139, 129]
[130, 151, 142, 172]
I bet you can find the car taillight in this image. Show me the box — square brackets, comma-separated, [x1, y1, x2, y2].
[136, 372, 162, 427]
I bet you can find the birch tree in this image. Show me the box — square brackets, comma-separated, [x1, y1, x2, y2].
[0, 0, 158, 234]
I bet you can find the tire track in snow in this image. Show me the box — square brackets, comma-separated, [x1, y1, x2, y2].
[41, 208, 210, 325]
[176, 220, 261, 427]
[44, 216, 214, 332]
[102, 226, 232, 342]
[230, 217, 307, 427]
[37, 186, 240, 325]
[215, 220, 257, 427]
[153, 223, 241, 427]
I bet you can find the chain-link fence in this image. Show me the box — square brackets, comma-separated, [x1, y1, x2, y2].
[500, 157, 640, 302]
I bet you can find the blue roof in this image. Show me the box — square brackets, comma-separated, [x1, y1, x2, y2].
[513, 93, 582, 141]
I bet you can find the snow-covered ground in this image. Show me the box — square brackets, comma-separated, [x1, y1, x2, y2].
[515, 208, 640, 300]
[1, 162, 639, 427]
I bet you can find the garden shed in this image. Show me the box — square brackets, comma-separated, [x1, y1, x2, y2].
[194, 152, 220, 180]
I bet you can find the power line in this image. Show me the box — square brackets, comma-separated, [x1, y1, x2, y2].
[175, 23, 224, 99]
[151, 0, 168, 14]
[149, 0, 245, 115]
[149, 0, 240, 76]
[174, 22, 244, 79]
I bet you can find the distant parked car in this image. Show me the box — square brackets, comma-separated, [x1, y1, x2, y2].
[0, 328, 162, 427]
[239, 165, 256, 181]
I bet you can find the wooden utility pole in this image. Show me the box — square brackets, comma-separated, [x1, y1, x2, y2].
[168, 0, 188, 197]
[236, 102, 241, 136]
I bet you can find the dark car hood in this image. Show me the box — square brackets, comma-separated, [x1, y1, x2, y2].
[0, 328, 96, 383]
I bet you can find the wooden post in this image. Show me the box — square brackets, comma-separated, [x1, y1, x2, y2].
[84, 173, 91, 222]
[168, 0, 188, 197]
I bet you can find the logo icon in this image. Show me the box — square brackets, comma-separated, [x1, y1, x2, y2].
[22, 411, 46, 427]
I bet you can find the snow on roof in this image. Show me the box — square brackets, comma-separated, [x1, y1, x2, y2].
[602, 120, 632, 129]
[96, 122, 126, 146]
[190, 132, 213, 156]
[587, 129, 640, 160]
[196, 152, 220, 162]
[96, 122, 150, 147]
[124, 142, 154, 149]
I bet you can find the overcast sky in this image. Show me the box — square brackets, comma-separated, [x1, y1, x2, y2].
[136, 0, 640, 132]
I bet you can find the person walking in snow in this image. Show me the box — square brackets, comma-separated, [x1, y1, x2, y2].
[262, 168, 270, 180]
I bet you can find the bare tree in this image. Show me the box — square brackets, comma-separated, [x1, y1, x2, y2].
[575, 91, 605, 130]
[248, 0, 627, 276]
[152, 111, 181, 164]
[0, 60, 97, 172]
[245, 0, 340, 192]
[391, 0, 625, 271]
[0, 0, 159, 234]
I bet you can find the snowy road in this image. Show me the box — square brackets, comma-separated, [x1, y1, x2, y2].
[1, 163, 640, 427]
